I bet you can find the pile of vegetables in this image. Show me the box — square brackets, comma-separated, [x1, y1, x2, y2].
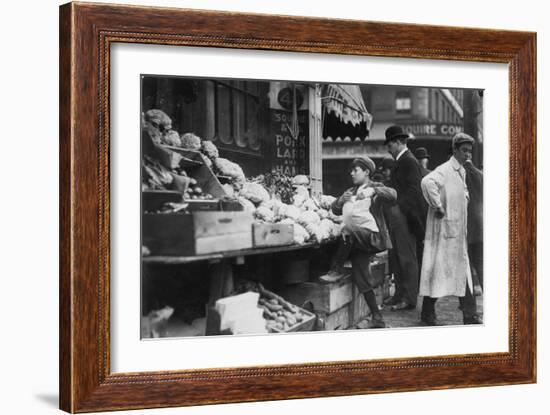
[201, 140, 219, 159]
[183, 178, 214, 201]
[235, 174, 343, 245]
[213, 158, 246, 189]
[143, 109, 182, 147]
[240, 182, 270, 205]
[260, 296, 307, 332]
[141, 110, 227, 199]
[251, 172, 296, 205]
[180, 132, 202, 151]
[142, 155, 174, 190]
[233, 281, 310, 332]
[141, 108, 343, 238]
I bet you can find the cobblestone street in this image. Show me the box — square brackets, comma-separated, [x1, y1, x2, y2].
[354, 294, 484, 329]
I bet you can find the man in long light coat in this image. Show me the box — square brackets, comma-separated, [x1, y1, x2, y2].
[419, 133, 482, 325]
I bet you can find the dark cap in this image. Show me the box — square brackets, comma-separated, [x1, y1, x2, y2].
[384, 125, 410, 144]
[452, 133, 475, 148]
[351, 157, 376, 174]
[414, 147, 430, 160]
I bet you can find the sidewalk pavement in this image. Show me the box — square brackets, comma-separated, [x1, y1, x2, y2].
[353, 294, 484, 329]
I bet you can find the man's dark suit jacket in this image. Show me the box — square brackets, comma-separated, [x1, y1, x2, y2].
[465, 162, 483, 244]
[390, 149, 427, 241]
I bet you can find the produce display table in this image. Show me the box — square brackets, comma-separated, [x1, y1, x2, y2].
[142, 240, 334, 265]
[142, 240, 340, 334]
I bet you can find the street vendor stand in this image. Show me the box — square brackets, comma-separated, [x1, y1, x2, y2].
[140, 77, 389, 337]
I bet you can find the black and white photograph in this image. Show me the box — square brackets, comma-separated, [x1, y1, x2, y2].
[140, 75, 484, 338]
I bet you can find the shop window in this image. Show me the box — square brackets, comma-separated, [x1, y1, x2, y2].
[211, 80, 263, 154]
[395, 91, 412, 115]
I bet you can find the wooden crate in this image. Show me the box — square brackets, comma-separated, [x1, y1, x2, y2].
[142, 189, 221, 212]
[315, 288, 371, 331]
[143, 145, 247, 212]
[162, 146, 226, 199]
[252, 223, 294, 248]
[152, 145, 245, 211]
[207, 305, 316, 335]
[142, 190, 183, 212]
[278, 275, 353, 315]
[269, 309, 316, 333]
[316, 304, 350, 331]
[143, 211, 253, 256]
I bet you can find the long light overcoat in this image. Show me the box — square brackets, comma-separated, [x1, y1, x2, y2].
[419, 157, 473, 298]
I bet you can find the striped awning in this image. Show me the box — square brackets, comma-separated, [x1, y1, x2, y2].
[322, 84, 372, 130]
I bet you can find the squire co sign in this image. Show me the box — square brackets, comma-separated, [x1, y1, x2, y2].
[399, 123, 464, 137]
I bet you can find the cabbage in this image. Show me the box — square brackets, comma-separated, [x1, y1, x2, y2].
[201, 140, 219, 159]
[240, 182, 270, 205]
[180, 132, 202, 150]
[297, 210, 321, 226]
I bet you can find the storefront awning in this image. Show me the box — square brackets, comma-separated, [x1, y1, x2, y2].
[322, 84, 373, 130]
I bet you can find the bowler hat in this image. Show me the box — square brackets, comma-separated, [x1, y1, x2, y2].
[384, 125, 409, 144]
[414, 147, 430, 160]
[351, 157, 376, 174]
[452, 133, 475, 148]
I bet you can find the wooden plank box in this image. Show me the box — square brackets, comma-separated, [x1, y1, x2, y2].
[278, 275, 353, 315]
[143, 211, 253, 256]
[270, 308, 316, 333]
[316, 304, 350, 331]
[142, 189, 221, 212]
[316, 286, 371, 331]
[162, 146, 227, 199]
[252, 223, 294, 248]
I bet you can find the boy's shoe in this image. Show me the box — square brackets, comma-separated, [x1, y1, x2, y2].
[319, 268, 347, 283]
[368, 312, 386, 329]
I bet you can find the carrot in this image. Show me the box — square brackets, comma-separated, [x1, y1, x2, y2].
[258, 284, 295, 312]
[259, 298, 283, 312]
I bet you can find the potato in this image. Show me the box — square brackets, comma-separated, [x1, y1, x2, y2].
[259, 298, 283, 312]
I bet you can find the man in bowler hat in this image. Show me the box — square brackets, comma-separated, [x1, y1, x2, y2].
[414, 147, 431, 177]
[383, 125, 428, 311]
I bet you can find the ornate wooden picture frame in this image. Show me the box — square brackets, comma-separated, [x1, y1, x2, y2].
[59, 2, 536, 412]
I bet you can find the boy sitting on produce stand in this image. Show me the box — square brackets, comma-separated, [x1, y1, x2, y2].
[320, 157, 396, 328]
